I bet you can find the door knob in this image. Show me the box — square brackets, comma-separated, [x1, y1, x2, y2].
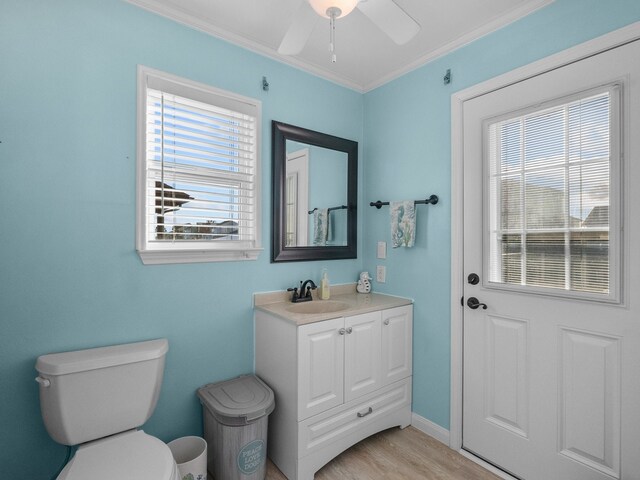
[467, 297, 487, 310]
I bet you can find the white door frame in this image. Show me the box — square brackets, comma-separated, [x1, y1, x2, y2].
[286, 148, 309, 246]
[450, 21, 640, 453]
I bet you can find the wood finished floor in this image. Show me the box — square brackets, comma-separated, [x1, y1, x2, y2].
[263, 426, 500, 480]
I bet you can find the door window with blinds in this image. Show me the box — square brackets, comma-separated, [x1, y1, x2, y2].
[136, 67, 262, 264]
[485, 86, 621, 302]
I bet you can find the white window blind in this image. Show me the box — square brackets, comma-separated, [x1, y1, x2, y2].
[137, 67, 262, 264]
[487, 87, 619, 299]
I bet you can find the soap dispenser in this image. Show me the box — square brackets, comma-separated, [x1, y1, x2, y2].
[320, 268, 331, 300]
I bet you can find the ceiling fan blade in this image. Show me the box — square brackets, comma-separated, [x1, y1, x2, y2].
[278, 1, 320, 55]
[357, 0, 420, 45]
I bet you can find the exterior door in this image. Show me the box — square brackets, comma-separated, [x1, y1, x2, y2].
[462, 40, 640, 479]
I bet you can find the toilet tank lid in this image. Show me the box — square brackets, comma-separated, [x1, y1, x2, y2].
[36, 339, 169, 376]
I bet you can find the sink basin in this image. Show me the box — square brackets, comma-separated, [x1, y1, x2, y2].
[285, 301, 350, 314]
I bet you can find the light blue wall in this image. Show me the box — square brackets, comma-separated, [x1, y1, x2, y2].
[362, 0, 640, 429]
[3, 0, 640, 477]
[0, 1, 362, 477]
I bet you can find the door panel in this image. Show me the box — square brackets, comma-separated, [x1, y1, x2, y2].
[462, 39, 640, 480]
[485, 315, 529, 438]
[559, 328, 620, 478]
[298, 317, 344, 420]
[381, 305, 413, 386]
[344, 311, 381, 402]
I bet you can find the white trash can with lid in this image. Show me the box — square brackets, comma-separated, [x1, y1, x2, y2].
[197, 375, 275, 480]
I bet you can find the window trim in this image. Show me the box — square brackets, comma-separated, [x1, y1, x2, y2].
[136, 66, 262, 264]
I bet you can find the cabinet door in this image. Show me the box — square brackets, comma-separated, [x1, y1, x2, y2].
[344, 311, 382, 402]
[381, 305, 413, 386]
[298, 317, 344, 420]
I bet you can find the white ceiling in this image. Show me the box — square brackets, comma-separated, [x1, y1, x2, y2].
[126, 0, 554, 92]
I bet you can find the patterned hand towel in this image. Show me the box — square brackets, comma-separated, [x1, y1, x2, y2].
[390, 200, 416, 248]
[313, 208, 329, 246]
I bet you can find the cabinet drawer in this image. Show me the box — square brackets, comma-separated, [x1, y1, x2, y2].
[298, 377, 411, 456]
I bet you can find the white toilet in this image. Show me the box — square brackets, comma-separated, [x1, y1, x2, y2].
[35, 338, 179, 480]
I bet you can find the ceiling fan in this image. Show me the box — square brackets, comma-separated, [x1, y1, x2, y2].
[278, 0, 420, 62]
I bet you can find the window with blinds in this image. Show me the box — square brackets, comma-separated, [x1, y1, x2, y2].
[136, 67, 262, 264]
[487, 87, 620, 300]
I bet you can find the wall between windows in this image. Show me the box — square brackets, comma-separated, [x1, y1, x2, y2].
[0, 1, 363, 476]
[362, 0, 640, 430]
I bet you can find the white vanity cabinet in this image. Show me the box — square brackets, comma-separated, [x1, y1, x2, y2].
[255, 303, 412, 480]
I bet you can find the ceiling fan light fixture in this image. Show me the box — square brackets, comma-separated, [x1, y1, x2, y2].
[308, 0, 358, 19]
[278, 0, 420, 61]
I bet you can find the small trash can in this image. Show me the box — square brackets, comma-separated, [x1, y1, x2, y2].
[197, 375, 275, 480]
[167, 436, 207, 480]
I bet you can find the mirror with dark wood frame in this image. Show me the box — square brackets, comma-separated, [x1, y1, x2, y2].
[271, 121, 357, 262]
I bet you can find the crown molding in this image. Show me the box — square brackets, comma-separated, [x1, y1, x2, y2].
[124, 0, 364, 92]
[362, 0, 554, 92]
[125, 0, 555, 93]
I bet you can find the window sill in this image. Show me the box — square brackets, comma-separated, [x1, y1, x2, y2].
[137, 248, 263, 265]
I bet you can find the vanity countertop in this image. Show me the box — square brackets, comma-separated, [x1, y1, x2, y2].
[254, 284, 412, 326]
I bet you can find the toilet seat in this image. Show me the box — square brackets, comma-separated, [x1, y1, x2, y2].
[57, 430, 178, 480]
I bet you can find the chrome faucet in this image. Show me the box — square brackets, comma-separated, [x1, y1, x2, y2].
[288, 279, 317, 303]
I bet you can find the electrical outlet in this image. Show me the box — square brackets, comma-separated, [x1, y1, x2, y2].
[377, 241, 386, 259]
[376, 265, 386, 283]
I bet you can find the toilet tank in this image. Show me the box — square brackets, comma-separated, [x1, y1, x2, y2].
[35, 339, 169, 446]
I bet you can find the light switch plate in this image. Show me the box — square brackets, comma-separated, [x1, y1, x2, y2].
[376, 265, 386, 283]
[377, 241, 386, 259]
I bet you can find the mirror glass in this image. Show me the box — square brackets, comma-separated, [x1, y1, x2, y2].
[272, 121, 357, 262]
[285, 140, 348, 247]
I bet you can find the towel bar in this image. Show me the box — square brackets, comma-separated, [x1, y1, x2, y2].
[369, 195, 438, 209]
[308, 205, 348, 214]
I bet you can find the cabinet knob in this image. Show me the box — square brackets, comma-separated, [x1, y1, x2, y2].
[383, 319, 390, 326]
[338, 328, 346, 335]
[346, 327, 353, 334]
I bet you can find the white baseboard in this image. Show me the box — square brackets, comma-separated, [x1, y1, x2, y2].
[410, 412, 450, 445]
